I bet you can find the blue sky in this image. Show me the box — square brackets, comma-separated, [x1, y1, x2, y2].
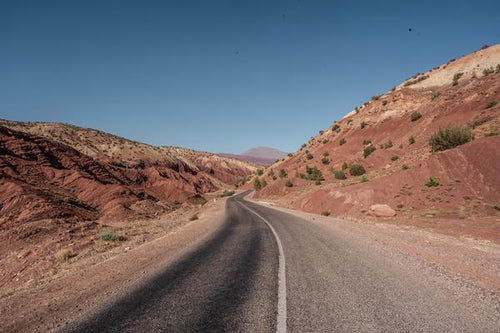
[1, 0, 499, 153]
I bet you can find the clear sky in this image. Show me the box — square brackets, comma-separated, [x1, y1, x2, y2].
[1, 0, 499, 154]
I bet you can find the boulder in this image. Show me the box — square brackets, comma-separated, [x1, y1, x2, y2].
[369, 204, 396, 217]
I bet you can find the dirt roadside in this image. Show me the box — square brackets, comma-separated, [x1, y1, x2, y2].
[0, 195, 229, 333]
[247, 196, 500, 292]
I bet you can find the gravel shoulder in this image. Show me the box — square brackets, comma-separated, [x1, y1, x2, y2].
[0, 196, 229, 333]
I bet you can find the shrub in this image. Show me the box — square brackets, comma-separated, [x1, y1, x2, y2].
[383, 140, 393, 149]
[496, 64, 500, 74]
[426, 177, 440, 187]
[333, 170, 346, 180]
[190, 214, 199, 221]
[485, 130, 499, 137]
[319, 130, 324, 134]
[55, 249, 77, 262]
[429, 125, 474, 152]
[483, 67, 495, 76]
[363, 146, 376, 158]
[360, 176, 369, 183]
[285, 180, 293, 187]
[332, 124, 341, 132]
[301, 143, 307, 149]
[360, 121, 368, 129]
[268, 169, 275, 177]
[341, 162, 348, 170]
[371, 95, 380, 101]
[382, 100, 388, 106]
[410, 112, 422, 121]
[402, 164, 409, 170]
[256, 169, 264, 176]
[396, 204, 404, 209]
[220, 190, 235, 197]
[391, 156, 399, 161]
[305, 166, 324, 181]
[287, 153, 293, 157]
[362, 139, 372, 145]
[279, 169, 287, 178]
[253, 178, 262, 191]
[261, 179, 267, 188]
[399, 143, 404, 149]
[315, 180, 322, 185]
[408, 136, 415, 144]
[306, 153, 314, 160]
[100, 231, 127, 242]
[349, 163, 366, 176]
[322, 139, 328, 144]
[323, 151, 329, 157]
[339, 138, 346, 146]
[404, 74, 429, 86]
[486, 100, 498, 109]
[452, 72, 463, 86]
[321, 211, 331, 216]
[321, 157, 330, 165]
[431, 91, 441, 100]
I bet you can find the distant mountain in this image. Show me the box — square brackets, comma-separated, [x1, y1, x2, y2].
[221, 147, 288, 166]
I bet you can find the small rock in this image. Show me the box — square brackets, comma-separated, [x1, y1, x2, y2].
[369, 204, 396, 217]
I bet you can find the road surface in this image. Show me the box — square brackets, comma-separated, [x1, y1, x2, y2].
[62, 192, 500, 332]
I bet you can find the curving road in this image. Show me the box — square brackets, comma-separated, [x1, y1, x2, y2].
[62, 192, 500, 333]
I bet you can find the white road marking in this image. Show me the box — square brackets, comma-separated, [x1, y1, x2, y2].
[237, 201, 287, 333]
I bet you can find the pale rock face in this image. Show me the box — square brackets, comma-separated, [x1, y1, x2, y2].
[369, 204, 396, 217]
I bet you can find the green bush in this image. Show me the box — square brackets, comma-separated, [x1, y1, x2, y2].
[485, 130, 499, 137]
[306, 153, 314, 160]
[391, 156, 399, 161]
[483, 67, 495, 76]
[429, 125, 474, 152]
[100, 231, 127, 242]
[253, 178, 263, 191]
[383, 140, 393, 149]
[382, 100, 388, 106]
[402, 164, 409, 170]
[426, 177, 439, 187]
[268, 169, 275, 177]
[332, 124, 340, 132]
[220, 190, 235, 197]
[341, 162, 348, 170]
[486, 100, 498, 109]
[285, 180, 293, 187]
[256, 169, 264, 176]
[305, 166, 324, 181]
[431, 91, 441, 100]
[408, 136, 415, 144]
[349, 164, 366, 176]
[363, 146, 376, 158]
[333, 170, 346, 180]
[362, 139, 372, 145]
[360, 176, 369, 183]
[410, 112, 422, 121]
[452, 72, 463, 86]
[339, 138, 346, 146]
[321, 157, 330, 165]
[279, 169, 287, 178]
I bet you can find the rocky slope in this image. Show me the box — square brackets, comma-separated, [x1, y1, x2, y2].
[251, 44, 500, 239]
[0, 121, 255, 224]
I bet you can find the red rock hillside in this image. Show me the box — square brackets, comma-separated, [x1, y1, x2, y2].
[251, 44, 500, 240]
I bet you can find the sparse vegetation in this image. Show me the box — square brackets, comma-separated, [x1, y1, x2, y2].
[287, 153, 293, 157]
[360, 176, 369, 183]
[333, 170, 346, 180]
[279, 169, 287, 178]
[321, 157, 330, 165]
[190, 214, 199, 221]
[410, 112, 422, 121]
[360, 121, 368, 129]
[55, 249, 77, 263]
[268, 169, 275, 177]
[321, 211, 331, 216]
[256, 169, 264, 176]
[408, 136, 415, 144]
[362, 139, 372, 145]
[426, 177, 440, 187]
[253, 178, 263, 191]
[349, 163, 366, 176]
[341, 162, 348, 170]
[371, 95, 381, 101]
[305, 166, 324, 181]
[485, 130, 499, 137]
[402, 164, 409, 170]
[483, 67, 495, 76]
[306, 153, 314, 160]
[285, 180, 293, 187]
[496, 64, 500, 74]
[429, 125, 474, 152]
[391, 156, 399, 161]
[404, 74, 429, 86]
[339, 138, 346, 146]
[431, 91, 441, 100]
[363, 145, 376, 158]
[220, 190, 235, 197]
[486, 100, 498, 109]
[383, 140, 393, 149]
[382, 100, 388, 106]
[332, 124, 340, 132]
[452, 72, 463, 86]
[100, 231, 127, 242]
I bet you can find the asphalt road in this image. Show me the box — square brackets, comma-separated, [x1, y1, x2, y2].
[62, 192, 500, 332]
